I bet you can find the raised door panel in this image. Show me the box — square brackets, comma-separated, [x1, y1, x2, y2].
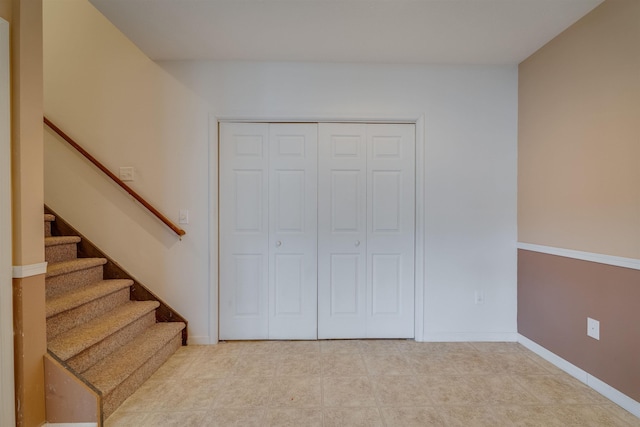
[268, 124, 318, 339]
[329, 254, 360, 315]
[371, 171, 402, 232]
[371, 254, 402, 315]
[233, 255, 264, 316]
[219, 123, 269, 339]
[366, 124, 415, 338]
[318, 124, 367, 338]
[234, 171, 264, 232]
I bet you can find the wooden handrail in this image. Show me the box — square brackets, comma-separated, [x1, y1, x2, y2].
[44, 117, 186, 237]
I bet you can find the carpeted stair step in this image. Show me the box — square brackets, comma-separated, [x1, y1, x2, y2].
[68, 310, 158, 373]
[45, 235, 81, 263]
[48, 300, 160, 373]
[46, 279, 134, 339]
[46, 258, 107, 298]
[83, 322, 185, 418]
[44, 213, 55, 237]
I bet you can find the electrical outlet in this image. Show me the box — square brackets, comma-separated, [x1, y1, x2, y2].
[474, 290, 484, 305]
[587, 317, 600, 340]
[119, 167, 134, 181]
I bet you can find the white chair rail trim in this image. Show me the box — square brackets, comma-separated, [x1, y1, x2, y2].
[12, 261, 48, 279]
[517, 243, 640, 271]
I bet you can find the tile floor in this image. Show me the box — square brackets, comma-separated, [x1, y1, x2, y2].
[106, 340, 640, 426]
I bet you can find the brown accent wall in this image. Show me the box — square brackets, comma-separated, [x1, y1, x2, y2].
[12, 275, 46, 427]
[518, 250, 640, 402]
[518, 0, 640, 259]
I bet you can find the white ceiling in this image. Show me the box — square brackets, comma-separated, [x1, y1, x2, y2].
[89, 0, 603, 65]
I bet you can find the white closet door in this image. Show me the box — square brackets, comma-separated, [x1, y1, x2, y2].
[268, 124, 318, 339]
[318, 123, 415, 339]
[220, 123, 318, 340]
[366, 124, 415, 338]
[318, 124, 367, 338]
[220, 123, 270, 339]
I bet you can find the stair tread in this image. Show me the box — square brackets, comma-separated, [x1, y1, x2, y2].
[45, 236, 81, 247]
[84, 322, 186, 395]
[46, 279, 134, 318]
[46, 258, 107, 278]
[48, 300, 160, 361]
[44, 214, 56, 222]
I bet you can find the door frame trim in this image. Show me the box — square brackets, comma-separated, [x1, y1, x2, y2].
[209, 114, 426, 343]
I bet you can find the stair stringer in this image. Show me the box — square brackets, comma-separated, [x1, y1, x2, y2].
[44, 351, 103, 426]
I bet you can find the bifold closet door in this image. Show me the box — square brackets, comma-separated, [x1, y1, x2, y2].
[318, 123, 415, 339]
[219, 123, 318, 340]
[267, 124, 318, 339]
[220, 123, 269, 339]
[318, 124, 367, 338]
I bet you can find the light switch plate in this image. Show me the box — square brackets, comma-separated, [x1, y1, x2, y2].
[179, 209, 189, 224]
[119, 167, 134, 181]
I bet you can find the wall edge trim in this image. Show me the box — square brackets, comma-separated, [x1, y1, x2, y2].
[208, 113, 219, 345]
[0, 17, 16, 427]
[12, 261, 48, 278]
[517, 243, 640, 271]
[518, 334, 640, 419]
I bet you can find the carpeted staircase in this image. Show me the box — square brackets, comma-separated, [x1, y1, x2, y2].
[44, 212, 186, 419]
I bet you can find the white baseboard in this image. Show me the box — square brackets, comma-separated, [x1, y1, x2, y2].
[188, 334, 518, 344]
[518, 335, 589, 382]
[44, 423, 97, 427]
[421, 332, 518, 342]
[187, 335, 211, 345]
[518, 334, 640, 418]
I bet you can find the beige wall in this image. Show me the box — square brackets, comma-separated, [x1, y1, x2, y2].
[43, 0, 211, 342]
[12, 0, 44, 266]
[518, 0, 640, 259]
[0, 0, 10, 21]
